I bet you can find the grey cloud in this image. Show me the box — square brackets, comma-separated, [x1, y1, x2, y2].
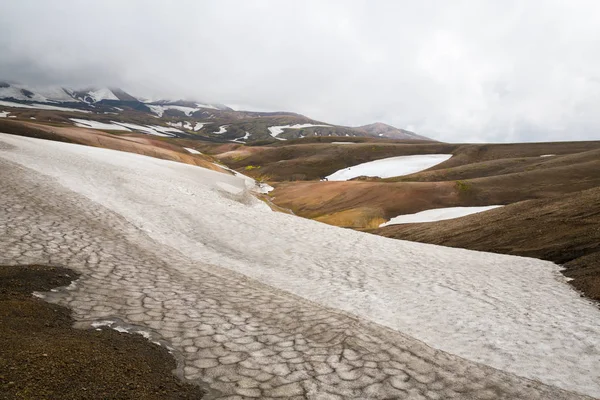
[2, 0, 600, 142]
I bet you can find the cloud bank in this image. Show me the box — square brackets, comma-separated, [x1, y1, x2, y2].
[2, 0, 600, 142]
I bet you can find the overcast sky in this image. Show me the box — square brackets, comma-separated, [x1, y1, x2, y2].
[2, 0, 600, 142]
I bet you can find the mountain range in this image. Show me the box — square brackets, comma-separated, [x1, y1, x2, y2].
[0, 81, 431, 142]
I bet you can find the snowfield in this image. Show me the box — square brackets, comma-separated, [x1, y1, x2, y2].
[268, 123, 330, 139]
[1, 134, 599, 398]
[327, 154, 453, 180]
[380, 205, 504, 226]
[70, 118, 132, 131]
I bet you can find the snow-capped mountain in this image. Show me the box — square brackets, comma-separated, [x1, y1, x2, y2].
[0, 81, 433, 141]
[0, 82, 75, 103]
[0, 82, 139, 105]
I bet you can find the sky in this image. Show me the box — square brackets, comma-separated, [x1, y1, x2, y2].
[2, 0, 600, 143]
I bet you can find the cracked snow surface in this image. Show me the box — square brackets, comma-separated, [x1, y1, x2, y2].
[1, 134, 599, 399]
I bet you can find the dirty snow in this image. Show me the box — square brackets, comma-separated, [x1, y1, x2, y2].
[380, 205, 504, 226]
[0, 111, 9, 118]
[327, 154, 453, 180]
[70, 118, 132, 131]
[1, 133, 600, 397]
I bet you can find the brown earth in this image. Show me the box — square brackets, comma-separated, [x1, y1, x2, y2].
[269, 152, 600, 229]
[371, 187, 600, 302]
[271, 180, 459, 228]
[0, 120, 224, 173]
[210, 140, 600, 182]
[0, 264, 205, 400]
[213, 142, 459, 181]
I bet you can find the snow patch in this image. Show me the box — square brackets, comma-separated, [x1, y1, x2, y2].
[268, 123, 330, 139]
[327, 154, 452, 181]
[147, 125, 183, 134]
[540, 154, 556, 158]
[184, 147, 202, 155]
[86, 88, 118, 102]
[380, 206, 504, 227]
[111, 122, 175, 137]
[194, 122, 210, 131]
[232, 131, 251, 143]
[70, 118, 132, 131]
[196, 103, 218, 110]
[146, 105, 165, 117]
[147, 105, 201, 117]
[0, 111, 9, 118]
[213, 125, 228, 135]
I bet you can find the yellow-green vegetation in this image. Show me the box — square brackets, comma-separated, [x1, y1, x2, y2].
[456, 180, 471, 193]
[245, 165, 261, 171]
[232, 154, 247, 162]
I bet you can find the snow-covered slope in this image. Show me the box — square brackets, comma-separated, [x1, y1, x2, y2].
[0, 82, 74, 103]
[1, 133, 599, 397]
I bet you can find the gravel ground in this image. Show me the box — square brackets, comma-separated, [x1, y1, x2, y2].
[0, 264, 205, 400]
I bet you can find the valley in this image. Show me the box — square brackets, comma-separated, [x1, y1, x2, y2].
[1, 87, 599, 399]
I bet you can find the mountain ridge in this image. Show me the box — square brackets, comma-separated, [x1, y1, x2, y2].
[0, 81, 433, 142]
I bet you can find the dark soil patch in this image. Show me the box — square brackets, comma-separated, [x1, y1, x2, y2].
[0, 265, 205, 400]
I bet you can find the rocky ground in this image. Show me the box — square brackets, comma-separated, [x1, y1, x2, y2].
[0, 264, 205, 399]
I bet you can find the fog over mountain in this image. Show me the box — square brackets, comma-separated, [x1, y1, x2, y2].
[2, 0, 600, 143]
